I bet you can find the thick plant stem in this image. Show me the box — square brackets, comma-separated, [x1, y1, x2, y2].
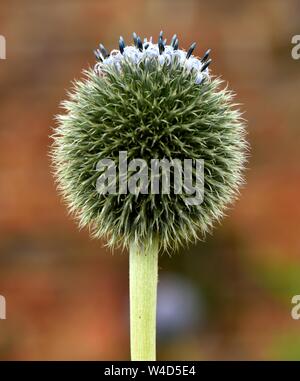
[129, 239, 159, 361]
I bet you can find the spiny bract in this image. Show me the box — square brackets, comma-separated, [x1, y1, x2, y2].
[52, 32, 247, 252]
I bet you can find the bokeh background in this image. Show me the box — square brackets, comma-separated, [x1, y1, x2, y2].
[0, 0, 300, 360]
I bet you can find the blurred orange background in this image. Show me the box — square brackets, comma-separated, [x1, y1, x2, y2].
[0, 0, 300, 360]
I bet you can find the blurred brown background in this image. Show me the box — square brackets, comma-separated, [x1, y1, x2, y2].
[0, 0, 300, 360]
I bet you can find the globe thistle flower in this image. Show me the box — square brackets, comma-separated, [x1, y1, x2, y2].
[52, 32, 246, 252]
[51, 32, 247, 360]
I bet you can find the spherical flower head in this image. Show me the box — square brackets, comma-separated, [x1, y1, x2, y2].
[52, 32, 247, 252]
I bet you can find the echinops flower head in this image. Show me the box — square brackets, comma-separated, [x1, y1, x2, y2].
[51, 32, 248, 252]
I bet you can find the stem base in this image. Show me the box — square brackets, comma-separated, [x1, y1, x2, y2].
[129, 240, 158, 361]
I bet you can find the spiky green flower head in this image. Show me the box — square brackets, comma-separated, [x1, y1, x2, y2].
[52, 31, 247, 252]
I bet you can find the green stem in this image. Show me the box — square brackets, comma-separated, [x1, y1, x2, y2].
[129, 239, 159, 361]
